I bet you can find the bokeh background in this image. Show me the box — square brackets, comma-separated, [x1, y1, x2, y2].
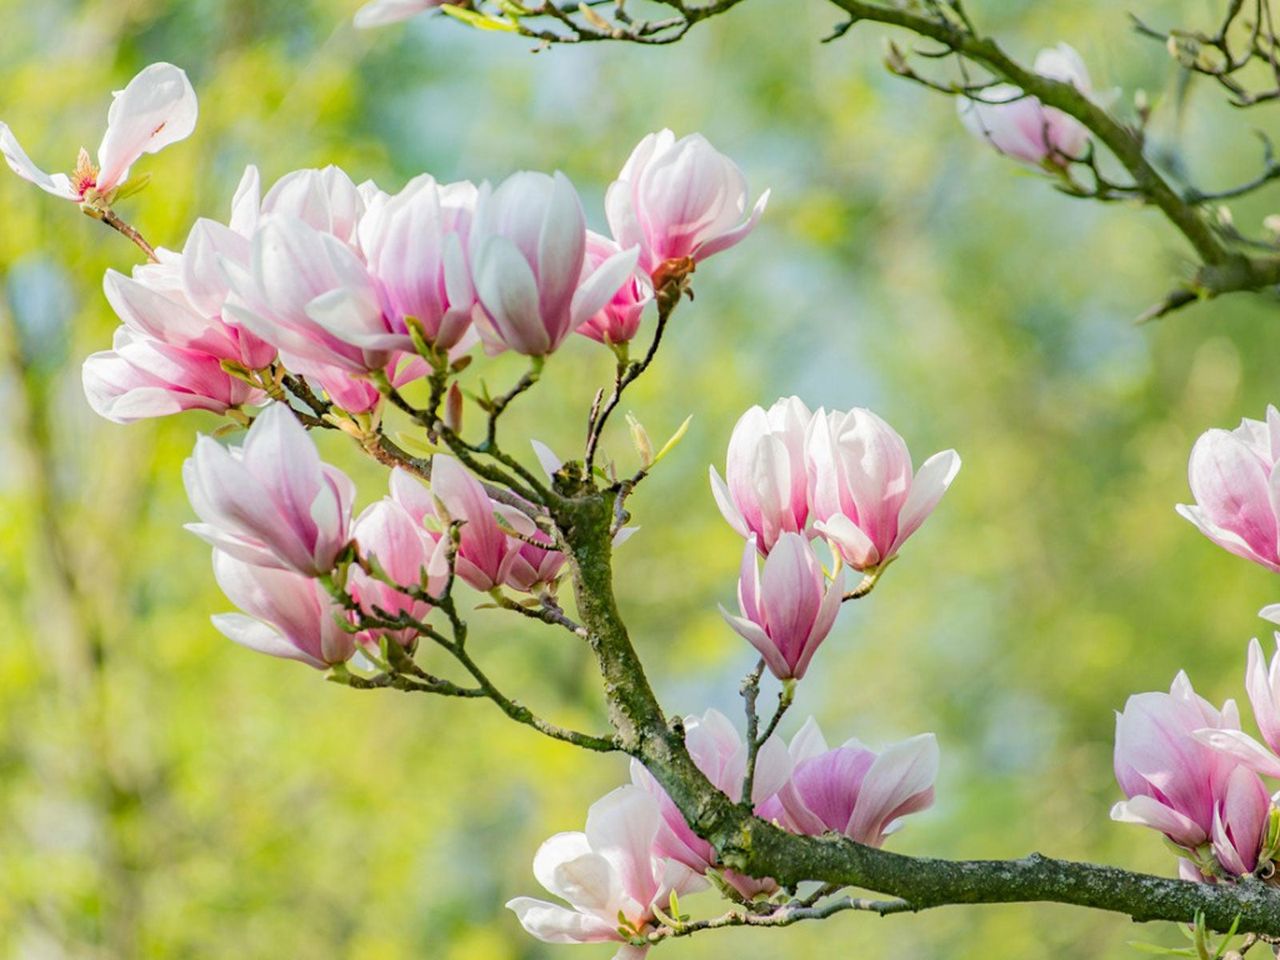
[2, 0, 1280, 956]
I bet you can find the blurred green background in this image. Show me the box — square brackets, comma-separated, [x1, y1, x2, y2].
[3, 0, 1280, 956]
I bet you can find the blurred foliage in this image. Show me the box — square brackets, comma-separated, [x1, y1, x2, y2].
[2, 0, 1280, 956]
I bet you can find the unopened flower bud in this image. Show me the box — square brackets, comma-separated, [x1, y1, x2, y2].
[444, 382, 464, 434]
[627, 413, 653, 468]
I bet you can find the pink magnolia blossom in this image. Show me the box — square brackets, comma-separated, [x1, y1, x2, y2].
[957, 44, 1091, 168]
[710, 396, 813, 553]
[576, 232, 653, 346]
[764, 718, 938, 847]
[500, 510, 567, 594]
[82, 327, 262, 423]
[353, 0, 443, 28]
[183, 403, 355, 576]
[210, 550, 356, 669]
[222, 214, 394, 376]
[507, 785, 704, 958]
[721, 533, 844, 681]
[1177, 406, 1280, 574]
[358, 174, 478, 351]
[605, 129, 769, 278]
[1, 62, 197, 202]
[1111, 672, 1269, 876]
[81, 167, 278, 423]
[105, 218, 275, 369]
[350, 497, 446, 646]
[428, 455, 525, 591]
[631, 708, 790, 898]
[469, 171, 638, 356]
[807, 407, 960, 571]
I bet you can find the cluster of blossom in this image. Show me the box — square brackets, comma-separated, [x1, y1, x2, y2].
[508, 708, 938, 955]
[712, 397, 961, 679]
[184, 402, 571, 666]
[81, 125, 763, 418]
[1111, 405, 1280, 879]
[2, 65, 765, 422]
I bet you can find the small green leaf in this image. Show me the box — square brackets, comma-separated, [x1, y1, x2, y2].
[652, 414, 693, 466]
[393, 431, 440, 457]
[440, 5, 517, 32]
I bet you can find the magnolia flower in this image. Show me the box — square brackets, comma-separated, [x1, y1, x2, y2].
[1177, 406, 1280, 575]
[1196, 635, 1280, 780]
[807, 407, 960, 571]
[82, 167, 279, 423]
[350, 497, 445, 646]
[507, 785, 704, 957]
[105, 225, 275, 370]
[353, 0, 442, 28]
[957, 44, 1091, 168]
[429, 455, 525, 591]
[1112, 672, 1269, 877]
[631, 708, 790, 898]
[222, 214, 393, 376]
[710, 396, 812, 553]
[183, 403, 355, 576]
[606, 129, 769, 278]
[765, 718, 938, 847]
[1, 62, 197, 202]
[470, 171, 638, 356]
[358, 174, 477, 351]
[211, 550, 356, 669]
[82, 327, 262, 423]
[721, 533, 844, 681]
[576, 232, 653, 346]
[501, 514, 567, 594]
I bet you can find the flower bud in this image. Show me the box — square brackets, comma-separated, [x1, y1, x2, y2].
[606, 129, 769, 279]
[721, 532, 844, 681]
[710, 396, 812, 553]
[469, 171, 637, 356]
[807, 407, 960, 571]
[957, 43, 1092, 169]
[1177, 405, 1280, 574]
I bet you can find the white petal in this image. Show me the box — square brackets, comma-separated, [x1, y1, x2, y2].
[97, 63, 198, 190]
[0, 122, 77, 199]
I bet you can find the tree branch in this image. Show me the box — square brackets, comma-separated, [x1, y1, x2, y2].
[552, 479, 1280, 938]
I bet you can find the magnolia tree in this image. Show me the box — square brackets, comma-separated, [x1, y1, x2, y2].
[13, 0, 1280, 956]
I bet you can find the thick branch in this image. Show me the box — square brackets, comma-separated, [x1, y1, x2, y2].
[555, 484, 1280, 937]
[827, 0, 1228, 265]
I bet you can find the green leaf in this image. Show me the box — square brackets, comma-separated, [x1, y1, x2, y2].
[653, 414, 693, 466]
[393, 431, 440, 457]
[440, 5, 517, 32]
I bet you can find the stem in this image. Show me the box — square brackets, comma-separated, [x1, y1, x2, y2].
[96, 208, 158, 263]
[647, 893, 914, 943]
[584, 281, 681, 475]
